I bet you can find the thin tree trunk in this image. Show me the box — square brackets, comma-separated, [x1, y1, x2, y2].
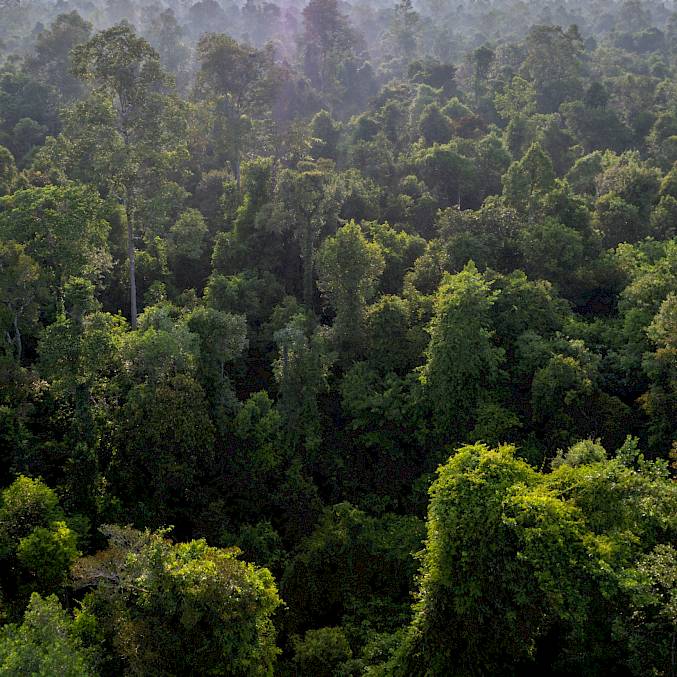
[303, 222, 314, 310]
[233, 149, 241, 192]
[12, 313, 21, 362]
[125, 199, 138, 329]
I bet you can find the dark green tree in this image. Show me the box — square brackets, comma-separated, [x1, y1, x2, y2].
[0, 184, 109, 313]
[316, 220, 385, 360]
[196, 34, 276, 188]
[420, 263, 504, 441]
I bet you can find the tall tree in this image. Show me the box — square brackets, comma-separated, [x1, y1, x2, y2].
[316, 220, 384, 360]
[25, 12, 92, 104]
[521, 25, 584, 112]
[0, 477, 80, 607]
[196, 34, 276, 189]
[274, 316, 333, 456]
[0, 145, 18, 196]
[301, 0, 367, 109]
[0, 242, 43, 361]
[420, 263, 504, 440]
[275, 161, 343, 309]
[70, 23, 185, 328]
[0, 184, 109, 314]
[470, 45, 495, 107]
[145, 9, 191, 90]
[502, 142, 555, 217]
[387, 0, 421, 68]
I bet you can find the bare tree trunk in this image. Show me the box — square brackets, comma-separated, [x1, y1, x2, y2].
[303, 222, 314, 310]
[234, 153, 241, 192]
[12, 313, 21, 362]
[125, 199, 138, 329]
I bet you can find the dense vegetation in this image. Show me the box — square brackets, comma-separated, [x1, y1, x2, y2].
[0, 0, 676, 674]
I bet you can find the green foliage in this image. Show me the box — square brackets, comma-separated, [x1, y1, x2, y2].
[71, 22, 168, 100]
[0, 6, 676, 674]
[275, 162, 343, 307]
[316, 221, 385, 359]
[651, 195, 677, 240]
[391, 442, 677, 676]
[281, 503, 424, 634]
[205, 271, 282, 325]
[311, 110, 341, 160]
[0, 477, 79, 603]
[38, 296, 121, 402]
[0, 184, 110, 302]
[196, 33, 276, 180]
[413, 141, 475, 207]
[0, 146, 17, 196]
[184, 305, 247, 414]
[16, 522, 79, 591]
[234, 391, 283, 474]
[502, 142, 555, 215]
[25, 12, 92, 104]
[517, 217, 586, 292]
[0, 241, 43, 360]
[108, 373, 215, 528]
[613, 544, 677, 677]
[118, 308, 197, 383]
[364, 221, 425, 294]
[565, 151, 604, 195]
[494, 75, 537, 121]
[225, 520, 284, 571]
[168, 208, 207, 261]
[274, 318, 333, 455]
[552, 439, 607, 468]
[0, 593, 95, 677]
[392, 444, 552, 674]
[420, 262, 504, 439]
[74, 526, 281, 676]
[437, 200, 521, 272]
[640, 293, 677, 451]
[418, 104, 453, 145]
[365, 295, 417, 375]
[0, 476, 63, 547]
[521, 25, 583, 111]
[293, 627, 353, 677]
